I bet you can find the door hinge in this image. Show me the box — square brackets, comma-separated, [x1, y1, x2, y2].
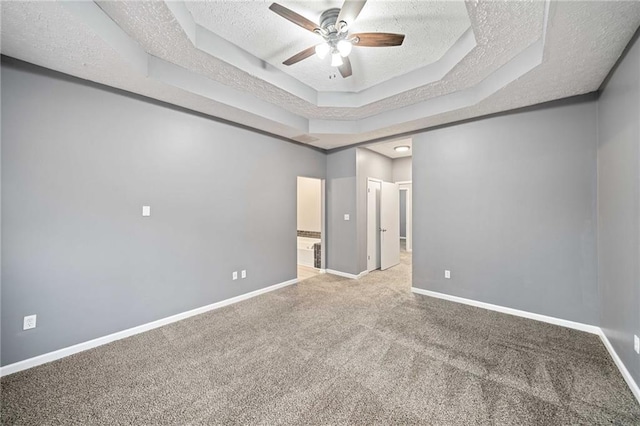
[368, 188, 370, 193]
[368, 255, 370, 260]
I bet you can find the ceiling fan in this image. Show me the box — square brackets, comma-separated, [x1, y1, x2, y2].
[269, 0, 405, 78]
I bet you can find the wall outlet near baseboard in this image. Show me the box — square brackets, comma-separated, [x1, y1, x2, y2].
[23, 315, 37, 330]
[444, 270, 451, 279]
[232, 271, 238, 281]
[634, 335, 639, 354]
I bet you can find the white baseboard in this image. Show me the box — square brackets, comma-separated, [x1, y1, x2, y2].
[326, 269, 369, 280]
[319, 269, 326, 274]
[411, 287, 640, 404]
[598, 330, 640, 403]
[411, 287, 600, 334]
[0, 278, 298, 377]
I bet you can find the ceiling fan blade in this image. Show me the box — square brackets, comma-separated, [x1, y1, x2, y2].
[338, 56, 353, 78]
[269, 3, 319, 33]
[337, 0, 367, 25]
[283, 45, 317, 66]
[352, 32, 405, 47]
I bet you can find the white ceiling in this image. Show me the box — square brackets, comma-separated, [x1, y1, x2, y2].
[365, 137, 412, 159]
[1, 1, 639, 150]
[184, 0, 470, 92]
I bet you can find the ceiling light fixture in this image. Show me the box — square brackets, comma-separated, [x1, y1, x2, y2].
[331, 52, 344, 67]
[270, 1, 405, 78]
[336, 39, 352, 57]
[315, 43, 330, 59]
[394, 145, 410, 152]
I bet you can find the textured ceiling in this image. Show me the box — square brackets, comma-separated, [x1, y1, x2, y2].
[1, 1, 639, 150]
[184, 0, 470, 92]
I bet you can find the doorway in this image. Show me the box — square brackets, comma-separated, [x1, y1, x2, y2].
[367, 178, 400, 272]
[297, 176, 325, 281]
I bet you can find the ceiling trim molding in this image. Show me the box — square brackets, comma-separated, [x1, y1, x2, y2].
[166, 0, 477, 108]
[0, 55, 327, 154]
[62, 0, 553, 142]
[310, 0, 552, 135]
[63, 1, 309, 133]
[326, 91, 598, 154]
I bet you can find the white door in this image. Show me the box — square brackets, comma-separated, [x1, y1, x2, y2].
[367, 180, 382, 271]
[380, 182, 400, 270]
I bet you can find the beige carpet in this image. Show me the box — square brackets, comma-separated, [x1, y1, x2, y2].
[2, 250, 639, 425]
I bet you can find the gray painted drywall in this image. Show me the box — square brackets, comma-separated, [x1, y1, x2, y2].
[598, 32, 640, 384]
[356, 148, 393, 273]
[326, 148, 358, 275]
[412, 95, 599, 325]
[0, 60, 326, 366]
[400, 190, 407, 238]
[393, 157, 412, 183]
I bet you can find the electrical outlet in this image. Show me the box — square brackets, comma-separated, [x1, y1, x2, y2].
[142, 206, 151, 217]
[444, 270, 451, 279]
[634, 335, 639, 354]
[232, 271, 238, 281]
[23, 314, 37, 330]
[344, 214, 350, 221]
[241, 270, 247, 279]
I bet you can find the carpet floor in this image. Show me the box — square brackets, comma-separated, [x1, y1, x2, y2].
[2, 250, 639, 425]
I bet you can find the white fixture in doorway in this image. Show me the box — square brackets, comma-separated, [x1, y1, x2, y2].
[380, 181, 400, 270]
[367, 179, 382, 271]
[367, 178, 400, 272]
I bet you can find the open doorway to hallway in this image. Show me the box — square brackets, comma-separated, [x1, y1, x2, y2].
[362, 138, 412, 273]
[297, 176, 324, 281]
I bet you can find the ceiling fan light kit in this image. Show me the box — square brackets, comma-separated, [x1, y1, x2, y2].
[331, 52, 344, 67]
[269, 0, 405, 79]
[315, 43, 330, 59]
[337, 40, 353, 57]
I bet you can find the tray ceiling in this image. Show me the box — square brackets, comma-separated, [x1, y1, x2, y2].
[1, 1, 639, 150]
[184, 0, 471, 92]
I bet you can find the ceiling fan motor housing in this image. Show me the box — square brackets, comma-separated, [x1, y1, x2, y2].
[319, 8, 341, 33]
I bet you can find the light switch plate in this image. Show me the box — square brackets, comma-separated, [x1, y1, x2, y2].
[232, 271, 238, 281]
[634, 335, 639, 354]
[241, 270, 247, 279]
[344, 214, 350, 221]
[444, 270, 451, 279]
[23, 314, 37, 330]
[142, 206, 151, 217]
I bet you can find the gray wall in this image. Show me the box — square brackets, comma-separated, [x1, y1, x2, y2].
[326, 148, 358, 275]
[412, 95, 599, 325]
[356, 148, 393, 273]
[392, 156, 412, 182]
[0, 59, 326, 366]
[598, 32, 640, 384]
